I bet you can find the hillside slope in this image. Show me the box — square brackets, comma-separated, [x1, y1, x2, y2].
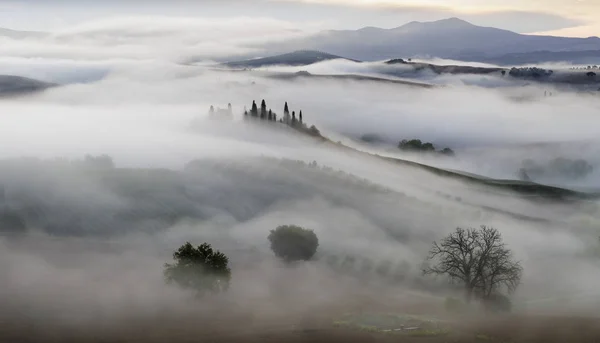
[0, 75, 56, 97]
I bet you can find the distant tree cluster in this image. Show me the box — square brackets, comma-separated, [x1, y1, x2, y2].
[244, 99, 278, 121]
[244, 99, 322, 137]
[570, 65, 599, 71]
[208, 103, 233, 119]
[508, 67, 553, 78]
[519, 157, 593, 181]
[398, 139, 455, 156]
[567, 66, 598, 78]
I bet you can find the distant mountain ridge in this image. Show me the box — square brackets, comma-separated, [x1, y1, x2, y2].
[484, 50, 600, 65]
[268, 18, 600, 63]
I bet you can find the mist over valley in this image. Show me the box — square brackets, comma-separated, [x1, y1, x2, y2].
[1, 9, 600, 343]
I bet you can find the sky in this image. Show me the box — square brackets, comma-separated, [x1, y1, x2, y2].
[0, 0, 598, 37]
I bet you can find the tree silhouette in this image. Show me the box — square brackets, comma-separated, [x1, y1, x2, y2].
[299, 110, 303, 123]
[164, 242, 231, 297]
[284, 102, 289, 114]
[268, 225, 319, 262]
[260, 99, 267, 119]
[423, 226, 522, 303]
[251, 101, 258, 117]
[268, 109, 272, 120]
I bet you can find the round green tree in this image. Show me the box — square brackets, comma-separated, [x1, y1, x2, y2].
[268, 225, 319, 262]
[164, 242, 231, 296]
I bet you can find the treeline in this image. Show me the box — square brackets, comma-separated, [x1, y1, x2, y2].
[398, 139, 455, 156]
[506, 67, 553, 78]
[243, 99, 322, 137]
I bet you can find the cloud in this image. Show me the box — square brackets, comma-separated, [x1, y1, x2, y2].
[0, 16, 307, 62]
[535, 22, 600, 38]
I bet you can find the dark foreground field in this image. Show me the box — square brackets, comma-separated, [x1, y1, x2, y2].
[2, 302, 600, 343]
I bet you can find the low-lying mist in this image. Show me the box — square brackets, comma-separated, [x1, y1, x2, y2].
[1, 16, 600, 336]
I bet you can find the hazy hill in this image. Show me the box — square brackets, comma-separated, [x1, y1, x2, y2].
[484, 50, 600, 65]
[223, 50, 359, 68]
[385, 58, 504, 74]
[0, 75, 56, 97]
[270, 18, 600, 62]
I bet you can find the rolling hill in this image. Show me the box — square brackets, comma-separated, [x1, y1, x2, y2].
[223, 50, 359, 69]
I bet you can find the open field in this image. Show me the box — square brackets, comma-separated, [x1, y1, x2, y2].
[2, 304, 600, 343]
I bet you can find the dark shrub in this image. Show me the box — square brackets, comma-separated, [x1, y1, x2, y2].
[268, 225, 319, 262]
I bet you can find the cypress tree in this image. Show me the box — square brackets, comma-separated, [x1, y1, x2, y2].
[260, 100, 267, 119]
[251, 101, 258, 117]
[299, 110, 303, 123]
[268, 109, 272, 120]
[292, 111, 296, 125]
[284, 102, 289, 114]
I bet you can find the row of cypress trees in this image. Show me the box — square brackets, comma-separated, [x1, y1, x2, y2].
[244, 100, 303, 124]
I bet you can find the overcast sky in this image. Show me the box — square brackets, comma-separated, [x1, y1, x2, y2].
[0, 0, 598, 37]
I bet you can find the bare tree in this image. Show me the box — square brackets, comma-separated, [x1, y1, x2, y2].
[423, 226, 522, 303]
